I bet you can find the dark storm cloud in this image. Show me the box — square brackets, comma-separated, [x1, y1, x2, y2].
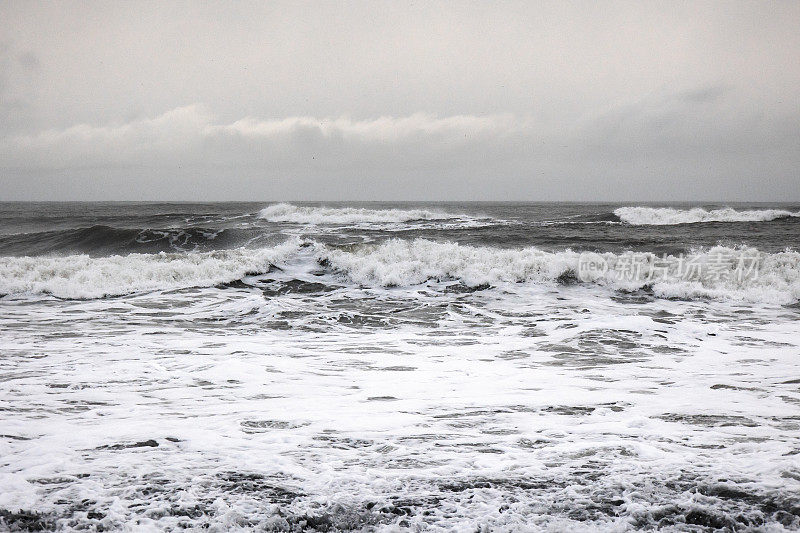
[0, 1, 798, 200]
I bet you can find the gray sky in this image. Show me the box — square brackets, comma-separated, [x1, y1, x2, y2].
[1, 0, 798, 201]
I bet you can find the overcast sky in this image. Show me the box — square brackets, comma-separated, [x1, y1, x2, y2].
[0, 1, 798, 201]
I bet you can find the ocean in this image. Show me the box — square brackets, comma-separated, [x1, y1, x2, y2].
[1, 201, 799, 531]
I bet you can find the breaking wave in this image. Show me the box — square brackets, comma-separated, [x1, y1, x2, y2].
[321, 239, 800, 303]
[2, 238, 799, 303]
[0, 240, 300, 299]
[614, 206, 800, 226]
[258, 203, 462, 224]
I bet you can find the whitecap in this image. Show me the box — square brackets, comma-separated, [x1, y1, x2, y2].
[258, 203, 459, 224]
[614, 206, 800, 225]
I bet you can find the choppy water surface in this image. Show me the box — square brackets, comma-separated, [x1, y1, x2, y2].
[1, 202, 799, 531]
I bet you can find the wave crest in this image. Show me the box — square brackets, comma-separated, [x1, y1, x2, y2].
[320, 239, 800, 304]
[614, 207, 800, 225]
[0, 225, 235, 256]
[258, 203, 457, 224]
[2, 239, 798, 303]
[0, 240, 300, 299]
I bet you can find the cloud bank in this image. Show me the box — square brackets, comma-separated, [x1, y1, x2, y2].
[0, 106, 519, 168]
[1, 93, 796, 201]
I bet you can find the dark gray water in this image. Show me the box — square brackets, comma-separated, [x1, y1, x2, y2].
[1, 202, 798, 256]
[1, 202, 799, 531]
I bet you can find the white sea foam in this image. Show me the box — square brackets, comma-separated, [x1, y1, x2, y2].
[258, 203, 459, 224]
[3, 265, 800, 530]
[614, 206, 800, 225]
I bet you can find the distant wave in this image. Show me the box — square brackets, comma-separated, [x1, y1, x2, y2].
[2, 238, 798, 303]
[258, 203, 462, 224]
[0, 225, 260, 256]
[614, 206, 800, 225]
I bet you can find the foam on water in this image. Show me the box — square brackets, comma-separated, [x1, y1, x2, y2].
[615, 206, 800, 225]
[2, 277, 799, 530]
